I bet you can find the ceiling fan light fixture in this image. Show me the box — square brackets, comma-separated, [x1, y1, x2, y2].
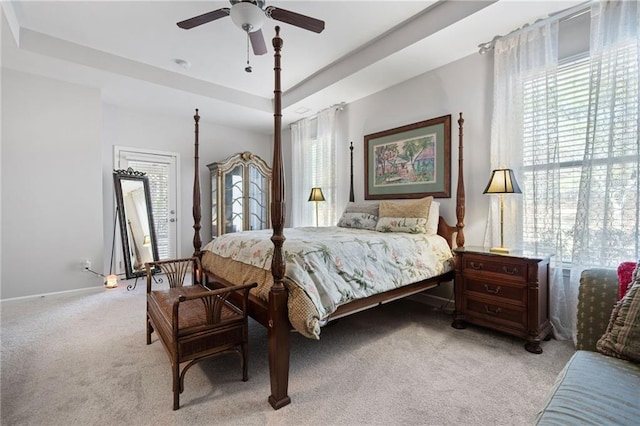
[230, 2, 265, 32]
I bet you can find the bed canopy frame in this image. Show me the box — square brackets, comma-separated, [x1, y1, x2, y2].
[189, 27, 465, 409]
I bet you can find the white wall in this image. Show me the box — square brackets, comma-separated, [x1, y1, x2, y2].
[347, 52, 494, 247]
[1, 52, 491, 300]
[284, 51, 494, 247]
[282, 52, 494, 301]
[102, 105, 272, 271]
[1, 69, 103, 299]
[1, 70, 272, 299]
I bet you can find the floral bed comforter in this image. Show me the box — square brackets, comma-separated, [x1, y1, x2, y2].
[202, 226, 454, 338]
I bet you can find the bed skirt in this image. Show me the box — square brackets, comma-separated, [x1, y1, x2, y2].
[201, 251, 322, 339]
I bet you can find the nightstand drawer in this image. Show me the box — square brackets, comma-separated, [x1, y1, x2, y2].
[465, 298, 527, 331]
[464, 278, 526, 304]
[461, 254, 527, 282]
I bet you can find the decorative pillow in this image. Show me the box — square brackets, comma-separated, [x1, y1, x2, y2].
[375, 217, 428, 234]
[343, 201, 379, 217]
[618, 261, 637, 299]
[379, 196, 432, 219]
[596, 262, 640, 363]
[632, 259, 640, 288]
[337, 212, 378, 231]
[426, 201, 440, 235]
[337, 202, 379, 230]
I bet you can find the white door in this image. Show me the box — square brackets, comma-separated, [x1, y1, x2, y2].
[115, 147, 180, 265]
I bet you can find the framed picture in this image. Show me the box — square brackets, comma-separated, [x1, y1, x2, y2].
[364, 115, 451, 199]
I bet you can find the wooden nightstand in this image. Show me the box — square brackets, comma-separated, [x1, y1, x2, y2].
[452, 246, 552, 353]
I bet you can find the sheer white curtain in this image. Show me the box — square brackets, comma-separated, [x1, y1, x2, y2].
[486, 21, 569, 336]
[490, 0, 640, 341]
[485, 22, 559, 251]
[290, 108, 339, 227]
[569, 0, 640, 338]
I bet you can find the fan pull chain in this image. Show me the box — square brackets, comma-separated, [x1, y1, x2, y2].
[245, 32, 252, 73]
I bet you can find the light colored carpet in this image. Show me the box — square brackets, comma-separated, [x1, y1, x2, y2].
[1, 281, 575, 425]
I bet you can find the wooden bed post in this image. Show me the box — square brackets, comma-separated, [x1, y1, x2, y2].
[349, 142, 355, 202]
[190, 39, 466, 408]
[267, 26, 291, 410]
[456, 112, 465, 248]
[192, 109, 202, 258]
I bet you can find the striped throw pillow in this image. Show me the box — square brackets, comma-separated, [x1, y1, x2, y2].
[597, 262, 640, 363]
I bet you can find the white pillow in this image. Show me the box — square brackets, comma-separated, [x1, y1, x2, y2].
[426, 201, 439, 235]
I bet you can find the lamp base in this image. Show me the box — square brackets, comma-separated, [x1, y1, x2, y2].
[489, 246, 510, 254]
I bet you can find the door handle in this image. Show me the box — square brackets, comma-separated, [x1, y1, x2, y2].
[170, 218, 176, 223]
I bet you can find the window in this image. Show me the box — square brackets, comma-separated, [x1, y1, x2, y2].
[522, 47, 639, 264]
[522, 54, 590, 261]
[127, 160, 172, 259]
[305, 119, 338, 225]
[290, 109, 339, 227]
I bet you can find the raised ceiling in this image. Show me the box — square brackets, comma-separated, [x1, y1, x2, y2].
[1, 1, 585, 133]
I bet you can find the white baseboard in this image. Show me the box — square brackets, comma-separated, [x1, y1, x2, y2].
[0, 285, 104, 302]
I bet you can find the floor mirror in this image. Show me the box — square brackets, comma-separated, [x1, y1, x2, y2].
[113, 168, 159, 279]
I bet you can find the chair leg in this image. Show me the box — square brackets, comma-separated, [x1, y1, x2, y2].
[241, 341, 249, 382]
[172, 361, 180, 410]
[146, 316, 153, 345]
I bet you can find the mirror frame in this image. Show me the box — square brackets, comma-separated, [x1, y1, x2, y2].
[113, 168, 160, 279]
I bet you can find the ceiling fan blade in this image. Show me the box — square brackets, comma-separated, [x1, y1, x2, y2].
[249, 29, 268, 56]
[266, 7, 325, 33]
[177, 8, 230, 29]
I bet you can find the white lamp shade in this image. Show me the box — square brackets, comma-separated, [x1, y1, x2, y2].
[230, 2, 265, 32]
[483, 169, 522, 194]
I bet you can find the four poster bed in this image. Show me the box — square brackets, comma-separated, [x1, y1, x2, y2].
[189, 27, 466, 409]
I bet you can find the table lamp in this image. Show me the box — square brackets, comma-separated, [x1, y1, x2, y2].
[483, 168, 521, 253]
[308, 187, 325, 227]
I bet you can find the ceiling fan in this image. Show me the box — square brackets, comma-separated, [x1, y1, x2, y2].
[177, 0, 325, 57]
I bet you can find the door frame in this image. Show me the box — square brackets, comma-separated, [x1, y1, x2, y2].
[113, 146, 181, 273]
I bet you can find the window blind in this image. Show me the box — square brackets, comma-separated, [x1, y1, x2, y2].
[127, 160, 170, 260]
[522, 45, 639, 263]
[291, 109, 339, 226]
[306, 121, 338, 225]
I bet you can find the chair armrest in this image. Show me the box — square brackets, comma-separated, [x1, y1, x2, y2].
[172, 282, 257, 332]
[576, 268, 619, 351]
[177, 282, 257, 307]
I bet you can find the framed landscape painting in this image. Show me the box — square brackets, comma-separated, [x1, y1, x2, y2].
[364, 115, 451, 199]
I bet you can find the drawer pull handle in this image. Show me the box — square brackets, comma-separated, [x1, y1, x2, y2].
[502, 266, 518, 275]
[484, 306, 502, 315]
[469, 261, 483, 270]
[484, 285, 501, 294]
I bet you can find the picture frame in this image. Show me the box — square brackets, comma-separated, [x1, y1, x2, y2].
[364, 114, 451, 199]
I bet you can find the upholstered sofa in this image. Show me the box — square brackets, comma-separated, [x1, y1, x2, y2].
[534, 267, 640, 425]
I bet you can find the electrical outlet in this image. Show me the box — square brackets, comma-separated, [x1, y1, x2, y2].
[83, 260, 91, 271]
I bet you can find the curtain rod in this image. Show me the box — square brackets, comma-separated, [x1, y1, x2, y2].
[289, 102, 347, 128]
[478, 0, 594, 54]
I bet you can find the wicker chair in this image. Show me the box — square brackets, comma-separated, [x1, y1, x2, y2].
[145, 257, 256, 410]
